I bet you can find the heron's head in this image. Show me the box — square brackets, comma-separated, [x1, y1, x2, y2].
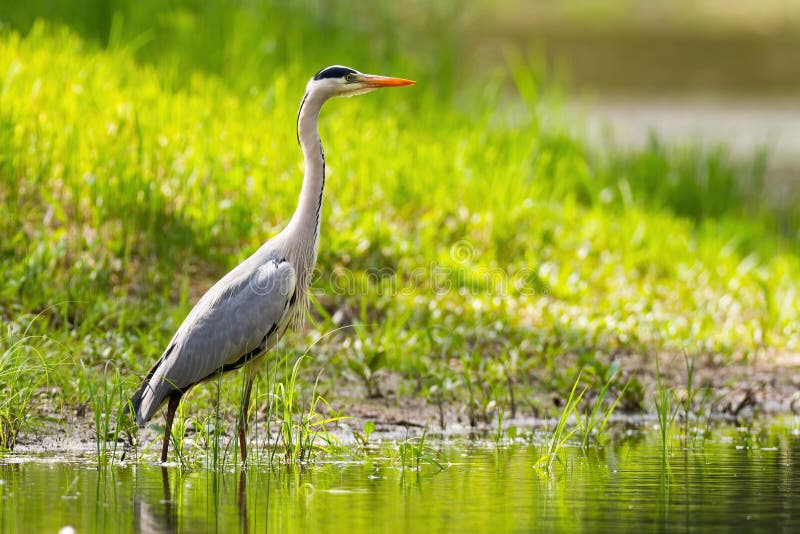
[307, 65, 415, 99]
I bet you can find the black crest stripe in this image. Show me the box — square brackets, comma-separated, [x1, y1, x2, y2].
[313, 66, 357, 80]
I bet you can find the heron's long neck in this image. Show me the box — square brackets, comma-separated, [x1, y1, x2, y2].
[287, 90, 327, 282]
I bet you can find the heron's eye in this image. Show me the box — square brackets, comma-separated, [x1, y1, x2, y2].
[345, 73, 357, 83]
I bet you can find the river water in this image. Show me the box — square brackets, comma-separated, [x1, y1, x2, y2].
[2, 421, 799, 533]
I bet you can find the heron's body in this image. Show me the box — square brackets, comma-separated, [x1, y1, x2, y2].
[130, 241, 298, 425]
[128, 66, 414, 462]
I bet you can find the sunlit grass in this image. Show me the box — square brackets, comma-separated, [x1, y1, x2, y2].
[0, 1, 799, 456]
[535, 371, 586, 471]
[79, 361, 131, 463]
[577, 361, 630, 447]
[653, 356, 679, 456]
[0, 332, 56, 449]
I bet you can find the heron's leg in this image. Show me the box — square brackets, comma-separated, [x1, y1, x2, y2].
[238, 374, 255, 463]
[161, 393, 181, 463]
[238, 358, 264, 464]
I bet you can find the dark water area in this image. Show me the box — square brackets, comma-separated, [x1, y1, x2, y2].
[2, 422, 799, 533]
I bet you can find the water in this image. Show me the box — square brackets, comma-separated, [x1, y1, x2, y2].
[2, 425, 800, 533]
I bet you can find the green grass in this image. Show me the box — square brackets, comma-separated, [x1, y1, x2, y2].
[577, 361, 630, 447]
[79, 361, 130, 463]
[0, 1, 799, 456]
[274, 354, 343, 464]
[397, 427, 444, 480]
[653, 356, 679, 456]
[0, 330, 57, 449]
[535, 371, 587, 472]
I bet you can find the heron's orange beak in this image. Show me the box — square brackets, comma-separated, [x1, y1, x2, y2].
[361, 74, 416, 87]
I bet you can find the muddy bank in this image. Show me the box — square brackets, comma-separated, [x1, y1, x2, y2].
[9, 349, 799, 458]
[333, 349, 800, 434]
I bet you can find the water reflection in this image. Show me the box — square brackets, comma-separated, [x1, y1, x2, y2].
[238, 470, 248, 534]
[131, 467, 253, 533]
[133, 468, 176, 534]
[1, 424, 799, 533]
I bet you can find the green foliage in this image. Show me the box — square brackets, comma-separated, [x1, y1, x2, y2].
[577, 359, 631, 447]
[653, 356, 679, 456]
[79, 361, 132, 463]
[0, 331, 56, 449]
[397, 427, 444, 480]
[354, 420, 376, 447]
[275, 355, 331, 463]
[535, 371, 587, 472]
[0, 1, 799, 454]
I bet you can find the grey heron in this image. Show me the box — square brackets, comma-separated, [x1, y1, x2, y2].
[128, 66, 415, 463]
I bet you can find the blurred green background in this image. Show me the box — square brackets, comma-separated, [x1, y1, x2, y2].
[1, 0, 799, 444]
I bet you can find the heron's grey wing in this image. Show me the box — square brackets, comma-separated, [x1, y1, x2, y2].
[134, 255, 296, 424]
[171, 257, 297, 385]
